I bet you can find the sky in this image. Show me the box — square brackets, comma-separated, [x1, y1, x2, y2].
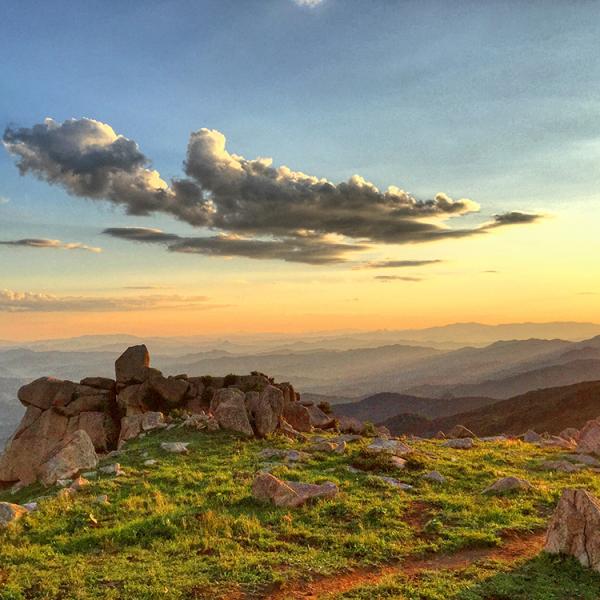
[1, 0, 599, 340]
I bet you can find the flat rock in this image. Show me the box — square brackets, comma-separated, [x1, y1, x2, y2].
[367, 438, 412, 457]
[0, 502, 28, 527]
[483, 476, 532, 495]
[161, 442, 190, 454]
[545, 488, 600, 571]
[378, 476, 413, 490]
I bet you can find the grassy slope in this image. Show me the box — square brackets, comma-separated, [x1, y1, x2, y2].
[1, 428, 600, 599]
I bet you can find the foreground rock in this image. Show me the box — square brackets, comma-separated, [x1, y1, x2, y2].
[366, 438, 412, 456]
[0, 502, 28, 527]
[37, 430, 98, 486]
[545, 488, 600, 571]
[252, 472, 338, 507]
[443, 438, 474, 450]
[483, 476, 532, 495]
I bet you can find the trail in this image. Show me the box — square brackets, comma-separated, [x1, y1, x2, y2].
[263, 530, 546, 600]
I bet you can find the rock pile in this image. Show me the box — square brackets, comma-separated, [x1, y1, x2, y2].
[0, 344, 339, 487]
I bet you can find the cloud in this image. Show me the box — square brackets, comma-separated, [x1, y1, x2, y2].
[358, 259, 442, 269]
[3, 117, 542, 265]
[0, 289, 227, 313]
[374, 276, 423, 282]
[294, 0, 324, 6]
[0, 196, 9, 205]
[103, 227, 365, 264]
[0, 238, 102, 253]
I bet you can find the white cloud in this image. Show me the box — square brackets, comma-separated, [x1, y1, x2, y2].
[0, 238, 102, 253]
[294, 0, 324, 6]
[0, 196, 9, 205]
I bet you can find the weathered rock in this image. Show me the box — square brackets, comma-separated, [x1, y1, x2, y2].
[540, 460, 580, 473]
[0, 409, 69, 484]
[252, 472, 338, 507]
[18, 377, 75, 410]
[117, 382, 154, 416]
[118, 415, 143, 447]
[559, 427, 580, 442]
[99, 463, 124, 476]
[543, 435, 576, 450]
[141, 411, 167, 431]
[378, 476, 413, 490]
[423, 470, 446, 484]
[443, 438, 474, 450]
[150, 376, 189, 407]
[37, 430, 98, 486]
[278, 418, 307, 441]
[246, 386, 284, 437]
[449, 425, 476, 439]
[367, 438, 412, 456]
[569, 454, 600, 467]
[68, 411, 118, 452]
[211, 388, 253, 437]
[576, 420, 600, 455]
[306, 404, 335, 429]
[115, 345, 150, 384]
[55, 393, 108, 417]
[545, 488, 600, 571]
[0, 502, 28, 527]
[483, 476, 532, 495]
[80, 377, 115, 391]
[282, 401, 312, 433]
[336, 415, 366, 435]
[523, 429, 542, 443]
[161, 442, 189, 454]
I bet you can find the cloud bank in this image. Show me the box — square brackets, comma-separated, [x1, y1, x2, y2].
[0, 289, 225, 313]
[0, 238, 101, 253]
[4, 117, 542, 264]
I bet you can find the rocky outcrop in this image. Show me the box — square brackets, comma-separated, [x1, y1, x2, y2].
[545, 488, 600, 571]
[0, 344, 352, 486]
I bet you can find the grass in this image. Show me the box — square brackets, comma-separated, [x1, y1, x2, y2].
[1, 428, 600, 599]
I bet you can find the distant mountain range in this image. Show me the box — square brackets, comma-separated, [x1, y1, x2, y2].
[381, 380, 600, 437]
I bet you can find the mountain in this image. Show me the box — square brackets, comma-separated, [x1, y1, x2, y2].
[334, 392, 498, 422]
[382, 380, 600, 437]
[407, 359, 600, 400]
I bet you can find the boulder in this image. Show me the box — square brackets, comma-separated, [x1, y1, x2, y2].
[545, 488, 600, 571]
[336, 415, 366, 435]
[0, 409, 69, 484]
[448, 425, 476, 439]
[443, 438, 474, 450]
[306, 404, 335, 429]
[0, 502, 28, 528]
[282, 400, 312, 433]
[366, 438, 412, 456]
[80, 377, 115, 391]
[559, 427, 580, 442]
[211, 388, 254, 437]
[117, 382, 155, 416]
[150, 376, 189, 407]
[569, 454, 600, 467]
[115, 345, 150, 384]
[246, 386, 284, 437]
[523, 429, 542, 443]
[576, 420, 600, 455]
[18, 377, 75, 411]
[483, 476, 532, 495]
[68, 411, 118, 452]
[37, 430, 98, 486]
[252, 472, 338, 507]
[118, 415, 143, 447]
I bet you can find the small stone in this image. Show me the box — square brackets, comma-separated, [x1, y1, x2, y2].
[160, 442, 190, 454]
[144, 459, 158, 466]
[523, 430, 542, 443]
[23, 502, 38, 512]
[366, 438, 412, 457]
[0, 502, 28, 527]
[99, 463, 125, 476]
[423, 470, 446, 484]
[443, 438, 474, 449]
[483, 476, 532, 495]
[378, 476, 413, 490]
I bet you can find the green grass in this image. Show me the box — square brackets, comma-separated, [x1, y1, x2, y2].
[1, 429, 600, 599]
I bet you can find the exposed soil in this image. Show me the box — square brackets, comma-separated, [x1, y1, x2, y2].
[261, 529, 547, 600]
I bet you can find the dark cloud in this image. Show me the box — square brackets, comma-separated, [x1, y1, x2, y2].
[359, 259, 442, 269]
[0, 238, 101, 252]
[103, 227, 364, 265]
[4, 117, 543, 265]
[0, 289, 225, 312]
[374, 275, 423, 282]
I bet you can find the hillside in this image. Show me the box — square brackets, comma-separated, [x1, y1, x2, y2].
[382, 380, 600, 437]
[334, 392, 498, 422]
[3, 425, 600, 598]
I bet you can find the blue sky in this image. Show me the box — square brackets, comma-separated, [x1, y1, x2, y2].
[1, 0, 599, 338]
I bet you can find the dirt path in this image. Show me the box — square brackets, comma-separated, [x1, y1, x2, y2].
[263, 530, 546, 600]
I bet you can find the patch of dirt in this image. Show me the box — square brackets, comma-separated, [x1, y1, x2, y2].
[260, 529, 546, 600]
